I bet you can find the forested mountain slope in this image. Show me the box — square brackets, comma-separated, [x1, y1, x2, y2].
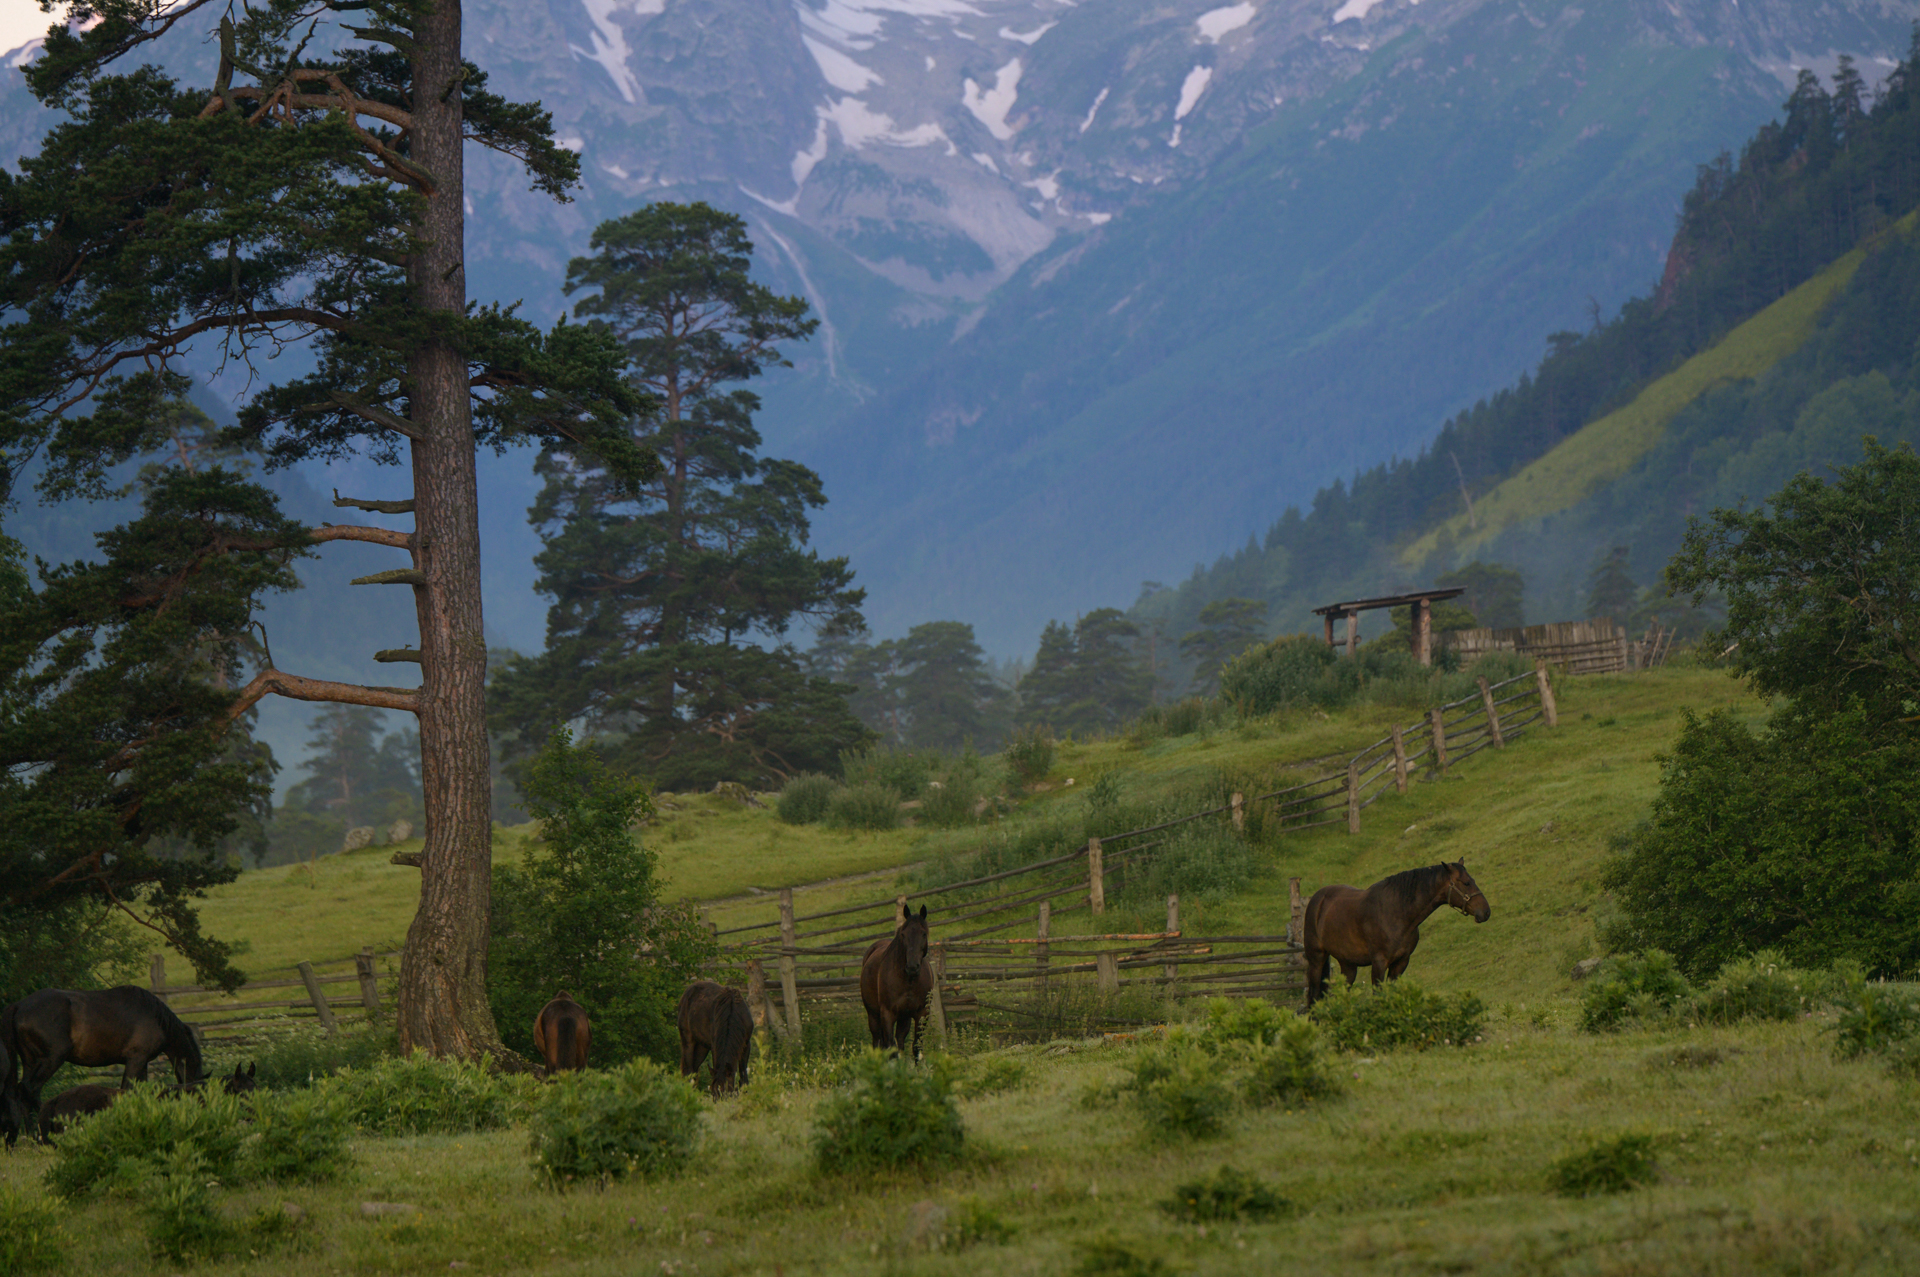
[1136, 47, 1920, 674]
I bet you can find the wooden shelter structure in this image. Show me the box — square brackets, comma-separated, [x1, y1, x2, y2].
[1311, 587, 1467, 666]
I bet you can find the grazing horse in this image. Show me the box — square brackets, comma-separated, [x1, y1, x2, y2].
[532, 993, 591, 1074]
[1303, 861, 1491, 1007]
[221, 1062, 258, 1095]
[860, 905, 933, 1059]
[676, 981, 754, 1096]
[37, 1084, 119, 1143]
[0, 1035, 28, 1149]
[4, 986, 205, 1109]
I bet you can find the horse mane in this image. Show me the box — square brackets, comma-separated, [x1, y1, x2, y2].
[1377, 863, 1452, 910]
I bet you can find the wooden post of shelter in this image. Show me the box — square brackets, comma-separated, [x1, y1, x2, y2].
[777, 888, 803, 1043]
[1413, 596, 1433, 667]
[1345, 612, 1358, 657]
[1477, 676, 1505, 747]
[927, 945, 949, 1045]
[1345, 758, 1361, 834]
[1164, 895, 1180, 993]
[149, 954, 168, 1003]
[1230, 792, 1244, 832]
[1430, 707, 1449, 773]
[1088, 837, 1105, 915]
[1036, 902, 1051, 992]
[1096, 951, 1119, 996]
[1535, 662, 1558, 727]
[1390, 725, 1409, 794]
[296, 960, 339, 1037]
[355, 946, 380, 1017]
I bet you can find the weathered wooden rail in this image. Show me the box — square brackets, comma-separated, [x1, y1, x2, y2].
[148, 948, 394, 1042]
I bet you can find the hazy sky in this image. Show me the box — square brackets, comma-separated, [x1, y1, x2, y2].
[1, 1, 61, 56]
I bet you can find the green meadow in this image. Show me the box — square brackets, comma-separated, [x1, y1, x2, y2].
[9, 661, 1918, 1276]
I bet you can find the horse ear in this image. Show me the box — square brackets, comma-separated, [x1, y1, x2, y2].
[918, 904, 928, 920]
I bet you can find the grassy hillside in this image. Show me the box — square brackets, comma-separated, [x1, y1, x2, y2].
[187, 664, 1759, 1015]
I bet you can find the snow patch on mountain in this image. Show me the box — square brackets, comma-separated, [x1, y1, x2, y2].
[799, 0, 982, 50]
[1196, 4, 1256, 44]
[823, 96, 952, 149]
[792, 118, 831, 186]
[1079, 85, 1109, 133]
[1000, 21, 1056, 45]
[963, 57, 1023, 139]
[1333, 0, 1397, 23]
[1175, 64, 1213, 119]
[805, 35, 884, 90]
[575, 0, 644, 103]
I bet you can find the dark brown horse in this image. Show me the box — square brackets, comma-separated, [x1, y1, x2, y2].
[1303, 861, 1491, 1006]
[37, 1083, 118, 1143]
[860, 905, 933, 1059]
[676, 981, 754, 1096]
[532, 993, 591, 1073]
[4, 986, 205, 1109]
[0, 1034, 28, 1148]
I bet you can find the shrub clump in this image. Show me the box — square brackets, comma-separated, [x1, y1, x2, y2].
[46, 1085, 249, 1200]
[1579, 951, 1694, 1032]
[245, 1088, 355, 1183]
[918, 766, 987, 828]
[776, 773, 838, 825]
[252, 1024, 396, 1090]
[1163, 1165, 1291, 1223]
[840, 747, 934, 800]
[1124, 1043, 1235, 1140]
[1240, 1019, 1345, 1108]
[1691, 950, 1821, 1025]
[1312, 980, 1487, 1051]
[142, 1146, 296, 1265]
[528, 1059, 706, 1189]
[826, 782, 902, 832]
[1548, 1133, 1660, 1196]
[1831, 971, 1920, 1074]
[1001, 726, 1054, 787]
[0, 1184, 66, 1275]
[811, 1051, 965, 1173]
[318, 1050, 522, 1135]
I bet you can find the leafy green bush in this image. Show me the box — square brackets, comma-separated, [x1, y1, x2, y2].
[1116, 826, 1254, 909]
[1001, 725, 1054, 787]
[1830, 973, 1920, 1059]
[1124, 1043, 1234, 1140]
[1312, 980, 1487, 1051]
[141, 1146, 296, 1266]
[245, 1088, 354, 1183]
[776, 773, 837, 825]
[1240, 1020, 1344, 1107]
[319, 1050, 521, 1135]
[1579, 951, 1693, 1032]
[0, 1185, 65, 1275]
[811, 1051, 965, 1172]
[1163, 1165, 1291, 1222]
[252, 1024, 396, 1090]
[1548, 1134, 1660, 1196]
[919, 767, 986, 828]
[46, 1085, 248, 1200]
[840, 747, 934, 799]
[1218, 635, 1337, 715]
[528, 1059, 705, 1189]
[826, 782, 902, 832]
[1690, 951, 1819, 1025]
[1200, 997, 1291, 1047]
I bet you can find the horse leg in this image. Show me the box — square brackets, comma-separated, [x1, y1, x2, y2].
[1304, 948, 1324, 1006]
[1387, 955, 1412, 980]
[1339, 961, 1360, 988]
[679, 1036, 700, 1077]
[866, 1006, 889, 1050]
[1370, 955, 1389, 986]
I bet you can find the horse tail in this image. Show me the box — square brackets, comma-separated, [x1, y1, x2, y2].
[556, 1013, 577, 1071]
[713, 992, 748, 1090]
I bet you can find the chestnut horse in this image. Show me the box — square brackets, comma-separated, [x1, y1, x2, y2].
[1303, 861, 1491, 1006]
[533, 993, 591, 1073]
[860, 905, 933, 1059]
[676, 981, 754, 1095]
[4, 987, 204, 1110]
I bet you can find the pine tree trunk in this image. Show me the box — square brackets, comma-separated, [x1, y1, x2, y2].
[397, 0, 509, 1062]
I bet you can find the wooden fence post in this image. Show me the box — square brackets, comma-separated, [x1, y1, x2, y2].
[1096, 951, 1119, 996]
[1164, 894, 1179, 993]
[1036, 902, 1051, 992]
[777, 888, 803, 1043]
[1230, 792, 1244, 832]
[296, 960, 339, 1037]
[1535, 662, 1558, 728]
[1477, 676, 1505, 747]
[1345, 759, 1361, 834]
[1088, 838, 1105, 915]
[1390, 725, 1409, 794]
[1430, 707, 1449, 773]
[355, 947, 380, 1018]
[149, 953, 168, 1003]
[894, 894, 907, 928]
[746, 959, 783, 1039]
[1288, 878, 1304, 947]
[928, 945, 949, 1045]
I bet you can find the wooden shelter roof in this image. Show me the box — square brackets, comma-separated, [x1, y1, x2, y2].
[1311, 587, 1466, 618]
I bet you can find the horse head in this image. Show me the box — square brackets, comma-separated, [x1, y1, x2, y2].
[1447, 861, 1491, 923]
[897, 904, 930, 980]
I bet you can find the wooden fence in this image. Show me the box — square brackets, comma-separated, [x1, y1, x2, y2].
[1441, 617, 1638, 674]
[715, 666, 1558, 1044]
[149, 948, 395, 1043]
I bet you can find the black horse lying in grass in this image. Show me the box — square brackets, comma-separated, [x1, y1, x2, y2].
[860, 905, 932, 1060]
[3, 986, 205, 1111]
[35, 1063, 256, 1143]
[1303, 861, 1491, 1007]
[677, 981, 753, 1095]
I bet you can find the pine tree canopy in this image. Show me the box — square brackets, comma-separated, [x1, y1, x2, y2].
[1018, 609, 1153, 737]
[1178, 597, 1268, 696]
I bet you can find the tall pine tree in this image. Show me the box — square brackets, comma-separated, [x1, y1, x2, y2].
[491, 203, 868, 789]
